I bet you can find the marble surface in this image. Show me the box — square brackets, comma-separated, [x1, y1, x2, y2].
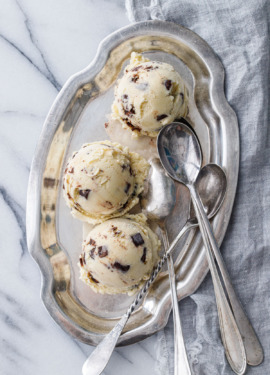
[1, 1, 268, 375]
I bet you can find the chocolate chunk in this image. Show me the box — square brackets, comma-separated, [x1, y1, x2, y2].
[123, 118, 141, 132]
[72, 151, 78, 159]
[100, 143, 112, 148]
[157, 114, 168, 121]
[131, 74, 139, 83]
[90, 248, 95, 259]
[104, 122, 109, 128]
[69, 167, 74, 174]
[130, 64, 156, 73]
[130, 105, 136, 114]
[73, 202, 82, 211]
[87, 272, 99, 283]
[67, 193, 72, 200]
[132, 183, 138, 196]
[123, 104, 136, 117]
[105, 201, 113, 208]
[79, 189, 91, 199]
[126, 120, 135, 130]
[98, 246, 108, 258]
[164, 80, 172, 90]
[131, 233, 144, 247]
[125, 182, 131, 194]
[131, 65, 142, 72]
[121, 95, 135, 117]
[141, 247, 147, 263]
[113, 262, 130, 272]
[79, 256, 84, 267]
[111, 225, 122, 236]
[122, 164, 133, 176]
[89, 238, 96, 246]
[44, 178, 56, 188]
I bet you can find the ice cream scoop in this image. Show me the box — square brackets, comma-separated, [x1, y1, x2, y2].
[63, 140, 149, 224]
[79, 214, 160, 295]
[112, 52, 188, 137]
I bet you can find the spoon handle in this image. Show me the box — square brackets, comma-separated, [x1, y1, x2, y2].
[189, 185, 247, 375]
[161, 230, 192, 375]
[190, 189, 263, 366]
[214, 254, 263, 366]
[82, 313, 128, 375]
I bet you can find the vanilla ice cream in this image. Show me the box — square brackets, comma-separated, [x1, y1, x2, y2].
[63, 141, 149, 224]
[112, 52, 188, 137]
[79, 214, 160, 295]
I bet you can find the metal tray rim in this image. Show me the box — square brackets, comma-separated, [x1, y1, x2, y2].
[26, 20, 239, 346]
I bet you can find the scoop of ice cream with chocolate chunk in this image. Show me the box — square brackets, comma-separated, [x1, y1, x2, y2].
[63, 141, 149, 224]
[112, 52, 188, 137]
[79, 214, 160, 295]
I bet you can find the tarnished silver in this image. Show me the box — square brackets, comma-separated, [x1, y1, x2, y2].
[142, 158, 191, 375]
[26, 20, 241, 346]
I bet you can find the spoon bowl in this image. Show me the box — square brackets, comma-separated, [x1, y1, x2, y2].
[157, 122, 202, 186]
[192, 163, 227, 220]
[142, 158, 176, 222]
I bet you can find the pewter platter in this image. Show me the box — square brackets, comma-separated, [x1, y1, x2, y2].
[26, 20, 239, 346]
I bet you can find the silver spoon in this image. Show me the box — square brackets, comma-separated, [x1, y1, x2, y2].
[141, 158, 191, 375]
[158, 121, 263, 373]
[82, 162, 227, 375]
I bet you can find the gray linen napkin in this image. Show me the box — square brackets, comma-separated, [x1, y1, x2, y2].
[125, 1, 270, 374]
